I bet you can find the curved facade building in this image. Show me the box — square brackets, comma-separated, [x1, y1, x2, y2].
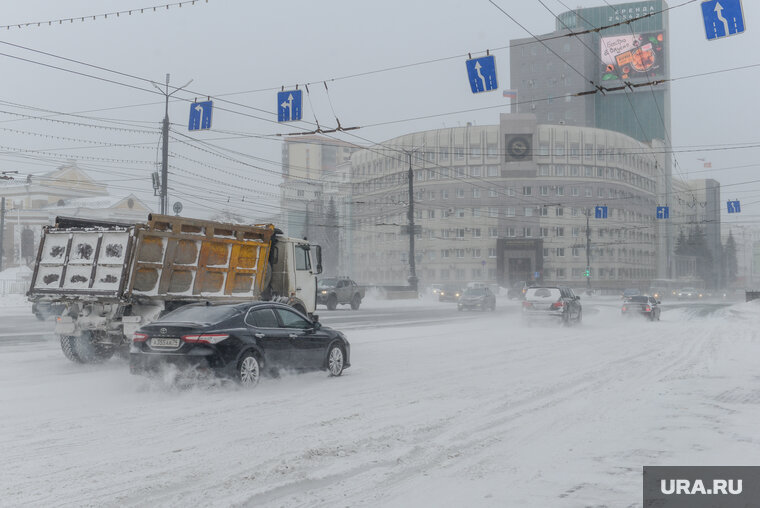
[349, 114, 666, 289]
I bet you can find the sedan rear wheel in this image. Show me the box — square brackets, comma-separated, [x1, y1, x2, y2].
[237, 353, 261, 387]
[327, 344, 345, 377]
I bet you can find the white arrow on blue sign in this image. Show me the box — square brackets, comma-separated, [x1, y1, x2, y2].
[656, 206, 669, 219]
[277, 90, 302, 122]
[595, 205, 608, 219]
[701, 0, 745, 41]
[727, 200, 741, 213]
[188, 100, 213, 131]
[465, 55, 498, 93]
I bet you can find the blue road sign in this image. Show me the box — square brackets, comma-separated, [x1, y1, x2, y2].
[188, 100, 213, 131]
[701, 0, 745, 41]
[656, 206, 670, 219]
[277, 90, 302, 122]
[465, 55, 498, 93]
[595, 205, 608, 219]
[727, 200, 741, 213]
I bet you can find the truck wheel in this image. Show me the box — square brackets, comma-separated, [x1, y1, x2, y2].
[326, 294, 338, 310]
[60, 336, 83, 363]
[71, 332, 115, 364]
[350, 295, 361, 310]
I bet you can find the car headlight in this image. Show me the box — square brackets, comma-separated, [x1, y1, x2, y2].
[321, 290, 327, 294]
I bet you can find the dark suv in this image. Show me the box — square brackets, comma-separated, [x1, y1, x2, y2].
[522, 286, 582, 325]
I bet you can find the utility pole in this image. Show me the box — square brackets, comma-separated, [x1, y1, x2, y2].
[152, 74, 192, 215]
[407, 150, 418, 292]
[0, 197, 5, 273]
[585, 208, 592, 292]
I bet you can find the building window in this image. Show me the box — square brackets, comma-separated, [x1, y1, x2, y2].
[487, 165, 499, 177]
[540, 185, 549, 196]
[442, 190, 449, 199]
[297, 190, 305, 197]
[457, 209, 466, 218]
[572, 227, 580, 237]
[507, 187, 516, 196]
[540, 227, 549, 237]
[506, 207, 515, 217]
[524, 227, 532, 237]
[556, 208, 564, 217]
[555, 143, 565, 157]
[524, 207, 534, 217]
[523, 186, 532, 196]
[557, 248, 565, 257]
[489, 188, 498, 197]
[488, 208, 499, 218]
[473, 188, 481, 198]
[540, 207, 549, 217]
[473, 248, 482, 258]
[472, 208, 481, 217]
[556, 227, 565, 237]
[457, 229, 465, 240]
[489, 227, 498, 238]
[472, 228, 481, 238]
[556, 186, 564, 196]
[456, 188, 465, 198]
[488, 248, 497, 258]
[572, 247, 580, 257]
[507, 227, 516, 237]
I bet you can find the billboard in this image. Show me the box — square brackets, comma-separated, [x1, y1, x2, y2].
[600, 31, 665, 83]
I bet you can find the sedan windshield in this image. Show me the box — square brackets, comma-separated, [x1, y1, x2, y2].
[464, 288, 486, 296]
[158, 305, 237, 324]
[319, 278, 338, 288]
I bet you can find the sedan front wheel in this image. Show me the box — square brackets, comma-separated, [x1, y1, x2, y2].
[327, 344, 345, 377]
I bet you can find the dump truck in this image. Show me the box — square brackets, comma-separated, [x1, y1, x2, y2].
[28, 214, 322, 363]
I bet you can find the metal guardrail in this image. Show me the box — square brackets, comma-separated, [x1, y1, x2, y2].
[0, 279, 30, 296]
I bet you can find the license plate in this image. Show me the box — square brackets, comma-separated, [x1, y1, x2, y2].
[150, 338, 180, 348]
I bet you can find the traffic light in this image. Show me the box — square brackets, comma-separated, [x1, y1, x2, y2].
[584, 268, 591, 277]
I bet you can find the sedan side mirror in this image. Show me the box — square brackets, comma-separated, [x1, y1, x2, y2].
[312, 321, 322, 331]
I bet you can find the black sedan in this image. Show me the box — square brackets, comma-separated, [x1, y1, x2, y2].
[621, 295, 661, 321]
[457, 287, 496, 311]
[130, 301, 350, 386]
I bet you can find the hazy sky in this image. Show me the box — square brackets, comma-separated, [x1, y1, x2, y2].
[0, 0, 758, 227]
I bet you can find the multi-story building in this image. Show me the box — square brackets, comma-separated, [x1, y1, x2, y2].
[349, 113, 666, 289]
[280, 135, 358, 242]
[510, 0, 675, 278]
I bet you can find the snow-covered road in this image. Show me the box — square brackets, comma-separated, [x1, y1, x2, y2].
[1, 298, 759, 507]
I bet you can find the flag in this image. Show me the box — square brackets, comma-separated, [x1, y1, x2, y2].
[502, 89, 517, 99]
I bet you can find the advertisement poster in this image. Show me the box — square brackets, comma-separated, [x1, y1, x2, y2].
[600, 31, 665, 83]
